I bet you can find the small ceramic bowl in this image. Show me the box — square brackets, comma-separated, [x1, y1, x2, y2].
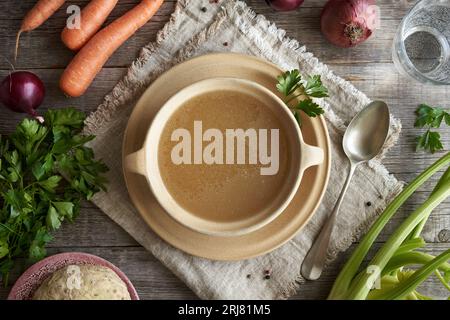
[7, 252, 139, 300]
[124, 77, 324, 237]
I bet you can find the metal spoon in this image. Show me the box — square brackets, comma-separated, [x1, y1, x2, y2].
[301, 101, 390, 281]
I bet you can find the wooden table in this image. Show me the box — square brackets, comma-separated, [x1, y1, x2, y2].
[0, 0, 449, 300]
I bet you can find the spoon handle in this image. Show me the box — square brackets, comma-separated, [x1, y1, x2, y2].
[301, 162, 357, 281]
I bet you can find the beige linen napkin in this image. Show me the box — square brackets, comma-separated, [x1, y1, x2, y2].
[84, 0, 403, 299]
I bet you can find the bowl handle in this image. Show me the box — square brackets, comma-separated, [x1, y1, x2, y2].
[124, 149, 146, 176]
[301, 143, 324, 170]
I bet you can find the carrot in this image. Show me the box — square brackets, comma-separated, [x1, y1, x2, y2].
[61, 0, 119, 51]
[60, 0, 164, 97]
[16, 0, 66, 60]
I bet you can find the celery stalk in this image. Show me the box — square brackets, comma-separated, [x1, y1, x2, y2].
[328, 153, 450, 299]
[367, 271, 420, 300]
[410, 166, 450, 239]
[376, 249, 450, 300]
[413, 291, 433, 300]
[347, 186, 450, 299]
[435, 270, 450, 292]
[366, 274, 400, 300]
[394, 238, 426, 255]
[383, 251, 450, 276]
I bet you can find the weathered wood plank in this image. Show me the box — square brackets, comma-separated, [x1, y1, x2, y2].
[0, 246, 196, 300]
[40, 205, 448, 248]
[0, 0, 177, 69]
[0, 0, 448, 300]
[1, 243, 448, 300]
[0, 67, 126, 133]
[0, 64, 449, 145]
[0, 0, 412, 21]
[0, 0, 413, 69]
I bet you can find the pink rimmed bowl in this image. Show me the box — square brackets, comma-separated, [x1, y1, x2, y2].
[7, 252, 139, 300]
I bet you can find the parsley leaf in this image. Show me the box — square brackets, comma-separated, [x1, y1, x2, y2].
[39, 176, 62, 193]
[46, 206, 61, 230]
[277, 69, 328, 126]
[415, 104, 449, 153]
[0, 241, 8, 259]
[294, 99, 325, 118]
[44, 108, 86, 128]
[416, 130, 443, 154]
[29, 227, 52, 262]
[276, 70, 301, 96]
[303, 75, 329, 98]
[0, 108, 108, 284]
[53, 202, 74, 219]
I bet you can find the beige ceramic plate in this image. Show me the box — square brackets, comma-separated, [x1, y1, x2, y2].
[122, 53, 331, 261]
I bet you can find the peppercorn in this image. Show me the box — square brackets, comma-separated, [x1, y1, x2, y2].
[200, 7, 207, 12]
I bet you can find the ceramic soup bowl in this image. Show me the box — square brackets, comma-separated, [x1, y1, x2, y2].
[124, 78, 324, 237]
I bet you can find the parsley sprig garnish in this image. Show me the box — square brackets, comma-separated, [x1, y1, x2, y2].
[0, 108, 108, 285]
[415, 104, 450, 153]
[276, 70, 329, 125]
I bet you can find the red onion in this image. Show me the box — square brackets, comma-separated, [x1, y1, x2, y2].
[265, 0, 304, 11]
[321, 0, 379, 48]
[0, 71, 45, 117]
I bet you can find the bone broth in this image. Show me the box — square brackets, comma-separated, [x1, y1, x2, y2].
[158, 91, 291, 223]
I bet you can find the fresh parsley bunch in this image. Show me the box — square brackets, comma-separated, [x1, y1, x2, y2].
[415, 104, 450, 153]
[0, 108, 108, 284]
[276, 70, 329, 125]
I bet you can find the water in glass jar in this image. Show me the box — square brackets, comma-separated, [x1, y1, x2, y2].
[402, 4, 450, 83]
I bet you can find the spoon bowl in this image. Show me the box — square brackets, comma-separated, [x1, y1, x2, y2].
[344, 101, 390, 163]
